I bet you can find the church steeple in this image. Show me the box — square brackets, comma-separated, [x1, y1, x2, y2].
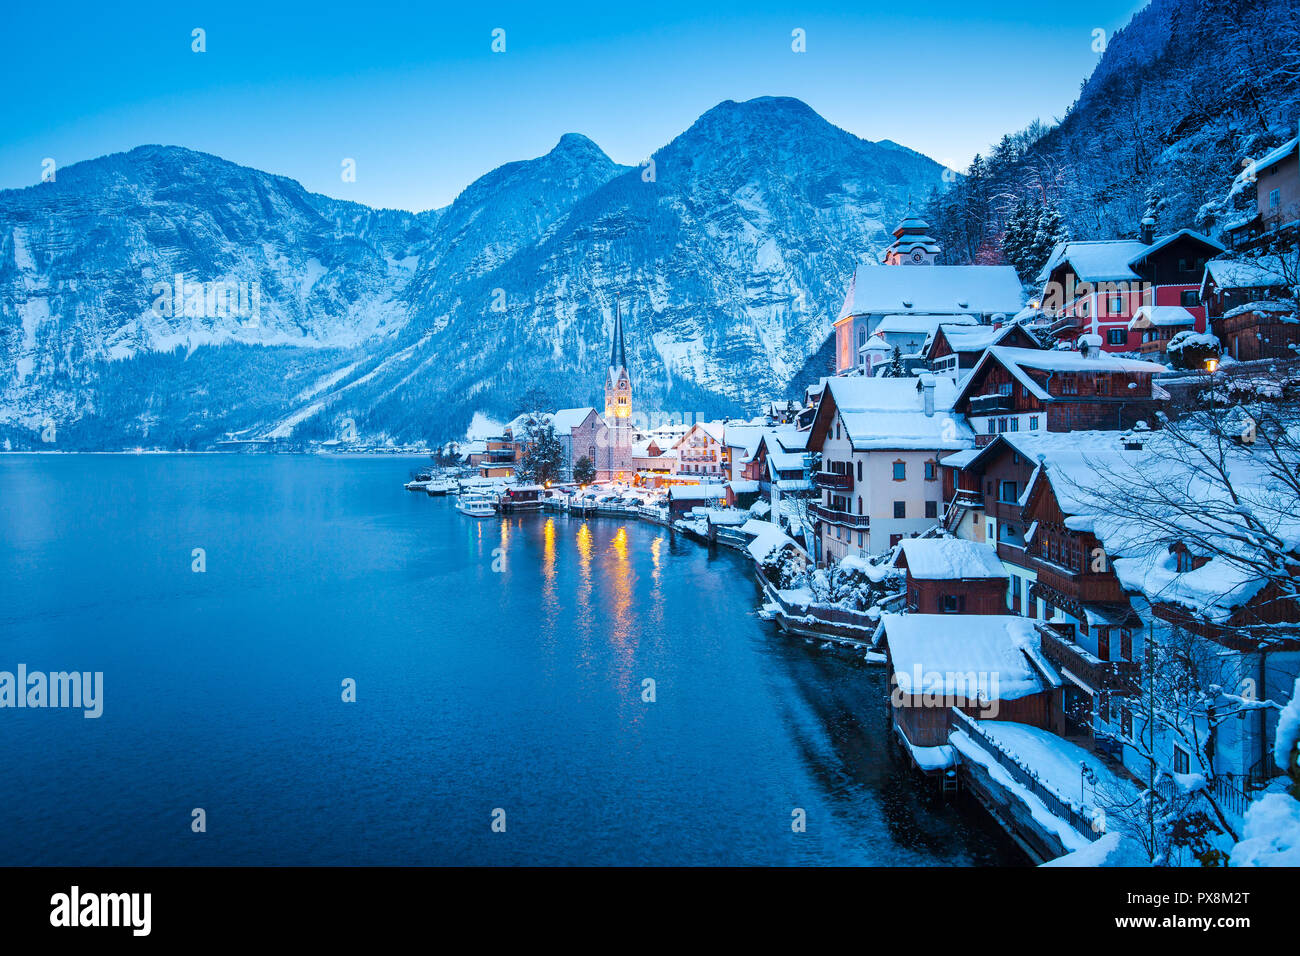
[603, 300, 633, 481]
[610, 299, 628, 373]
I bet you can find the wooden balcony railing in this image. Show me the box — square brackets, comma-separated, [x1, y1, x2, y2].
[810, 502, 870, 528]
[1036, 623, 1140, 695]
[813, 471, 853, 491]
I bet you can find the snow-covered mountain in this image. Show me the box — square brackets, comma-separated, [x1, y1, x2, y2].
[0, 96, 947, 448]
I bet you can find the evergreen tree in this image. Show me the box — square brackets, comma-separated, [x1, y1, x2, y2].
[515, 414, 564, 484]
[573, 455, 597, 485]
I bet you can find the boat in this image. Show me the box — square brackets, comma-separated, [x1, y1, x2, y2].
[423, 478, 457, 497]
[456, 493, 497, 517]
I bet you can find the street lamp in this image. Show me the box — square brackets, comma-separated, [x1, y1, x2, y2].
[1205, 357, 1219, 373]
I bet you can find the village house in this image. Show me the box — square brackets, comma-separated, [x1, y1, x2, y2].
[830, 211, 1024, 376]
[473, 436, 516, 478]
[881, 613, 1064, 767]
[894, 537, 1009, 614]
[952, 344, 1167, 443]
[1036, 228, 1225, 352]
[921, 321, 1042, 379]
[1014, 433, 1300, 803]
[666, 483, 728, 520]
[937, 430, 1130, 619]
[1199, 255, 1299, 362]
[1224, 129, 1299, 252]
[806, 375, 974, 563]
[672, 421, 728, 476]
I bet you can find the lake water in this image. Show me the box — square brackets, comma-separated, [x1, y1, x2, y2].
[0, 455, 1022, 865]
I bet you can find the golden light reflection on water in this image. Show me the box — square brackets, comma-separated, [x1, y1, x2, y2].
[541, 518, 558, 639]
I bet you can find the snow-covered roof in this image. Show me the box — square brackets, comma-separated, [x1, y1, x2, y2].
[1026, 429, 1300, 622]
[1036, 232, 1224, 284]
[860, 333, 892, 355]
[728, 479, 759, 494]
[875, 313, 976, 337]
[722, 424, 768, 457]
[1202, 257, 1292, 295]
[897, 537, 1009, 580]
[1036, 239, 1148, 284]
[1254, 134, 1299, 176]
[1128, 305, 1197, 329]
[882, 614, 1052, 701]
[742, 519, 803, 563]
[552, 407, 598, 431]
[962, 346, 1167, 404]
[823, 377, 974, 451]
[932, 323, 1012, 354]
[667, 484, 727, 501]
[839, 264, 1024, 319]
[504, 411, 551, 435]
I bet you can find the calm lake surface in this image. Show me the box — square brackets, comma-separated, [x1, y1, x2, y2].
[0, 455, 1022, 865]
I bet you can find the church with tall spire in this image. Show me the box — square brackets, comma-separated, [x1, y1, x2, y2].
[602, 301, 634, 481]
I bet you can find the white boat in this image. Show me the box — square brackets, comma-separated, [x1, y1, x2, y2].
[424, 478, 457, 496]
[456, 493, 497, 517]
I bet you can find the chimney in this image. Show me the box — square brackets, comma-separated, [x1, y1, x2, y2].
[920, 374, 936, 417]
[1140, 216, 1156, 245]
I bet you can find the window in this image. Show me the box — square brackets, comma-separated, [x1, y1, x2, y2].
[1121, 708, 1133, 740]
[836, 422, 840, 440]
[857, 496, 863, 515]
[997, 417, 1008, 433]
[1009, 417, 1020, 432]
[1062, 374, 1078, 395]
[892, 461, 906, 480]
[1173, 746, 1190, 775]
[1107, 328, 1127, 346]
[999, 480, 1018, 503]
[893, 500, 906, 519]
[987, 419, 996, 435]
[1176, 549, 1194, 572]
[1180, 289, 1199, 308]
[997, 382, 1012, 397]
[924, 461, 937, 481]
[1270, 188, 1281, 211]
[1120, 628, 1133, 661]
[1029, 415, 1039, 431]
[856, 461, 863, 482]
[857, 532, 864, 547]
[1109, 294, 1124, 314]
[941, 594, 966, 613]
[925, 500, 938, 519]
[1099, 693, 1110, 725]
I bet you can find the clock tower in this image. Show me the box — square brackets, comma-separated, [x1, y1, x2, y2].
[882, 205, 941, 265]
[603, 301, 633, 481]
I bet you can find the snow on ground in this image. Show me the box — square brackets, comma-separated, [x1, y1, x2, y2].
[465, 412, 504, 440]
[1231, 791, 1300, 866]
[1041, 831, 1147, 867]
[978, 721, 1139, 807]
[950, 730, 1094, 854]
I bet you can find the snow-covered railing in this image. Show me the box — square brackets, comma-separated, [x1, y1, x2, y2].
[949, 708, 1103, 841]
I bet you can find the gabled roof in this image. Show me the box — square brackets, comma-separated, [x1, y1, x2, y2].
[882, 614, 1055, 701]
[813, 376, 974, 451]
[875, 313, 977, 337]
[838, 264, 1024, 319]
[1036, 231, 1224, 284]
[1128, 305, 1197, 329]
[551, 407, 599, 431]
[1254, 134, 1299, 176]
[1201, 256, 1293, 296]
[896, 538, 1008, 580]
[956, 346, 1167, 406]
[923, 321, 1039, 360]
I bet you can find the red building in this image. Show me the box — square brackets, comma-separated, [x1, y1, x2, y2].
[1036, 228, 1224, 352]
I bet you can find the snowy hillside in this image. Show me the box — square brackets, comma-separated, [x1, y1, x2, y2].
[0, 97, 946, 448]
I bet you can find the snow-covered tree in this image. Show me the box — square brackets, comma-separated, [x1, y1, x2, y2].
[514, 414, 564, 484]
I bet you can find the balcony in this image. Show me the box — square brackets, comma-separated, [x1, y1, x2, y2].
[1030, 556, 1129, 604]
[1050, 313, 1083, 334]
[969, 394, 1013, 415]
[995, 541, 1028, 565]
[810, 502, 870, 528]
[1037, 623, 1140, 695]
[813, 470, 853, 491]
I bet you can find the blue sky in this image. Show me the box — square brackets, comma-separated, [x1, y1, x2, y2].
[0, 1, 1148, 211]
